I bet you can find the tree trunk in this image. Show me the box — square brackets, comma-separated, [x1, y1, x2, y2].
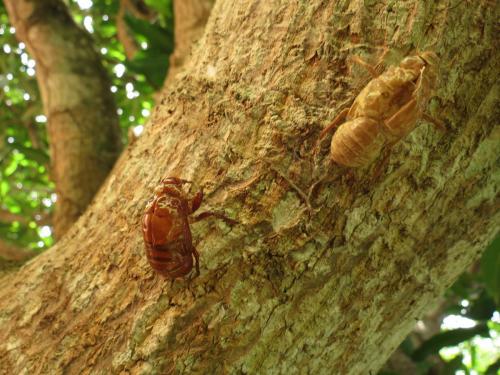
[164, 0, 214, 87]
[4, 0, 122, 238]
[0, 1, 498, 374]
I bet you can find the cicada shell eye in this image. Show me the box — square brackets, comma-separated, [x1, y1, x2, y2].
[399, 56, 425, 72]
[418, 51, 439, 68]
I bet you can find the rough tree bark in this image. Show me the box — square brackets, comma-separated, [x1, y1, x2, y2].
[0, 1, 498, 374]
[4, 0, 122, 238]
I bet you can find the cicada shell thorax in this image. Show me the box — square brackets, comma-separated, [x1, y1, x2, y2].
[384, 54, 437, 140]
[328, 51, 439, 168]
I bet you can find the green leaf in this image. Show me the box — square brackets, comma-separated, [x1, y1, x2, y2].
[442, 355, 467, 375]
[0, 181, 9, 197]
[11, 145, 49, 165]
[144, 0, 173, 20]
[399, 336, 415, 356]
[411, 324, 490, 361]
[126, 50, 169, 88]
[4, 158, 19, 176]
[99, 23, 117, 38]
[480, 235, 500, 305]
[107, 48, 126, 62]
[465, 290, 496, 321]
[3, 197, 21, 214]
[485, 357, 500, 374]
[449, 273, 475, 299]
[124, 13, 173, 52]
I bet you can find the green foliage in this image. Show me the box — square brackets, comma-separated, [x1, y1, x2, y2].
[481, 236, 500, 305]
[126, 49, 170, 89]
[0, 0, 174, 250]
[144, 0, 173, 19]
[441, 355, 467, 375]
[396, 236, 500, 375]
[124, 13, 173, 52]
[0, 8, 52, 249]
[124, 11, 173, 88]
[69, 0, 174, 135]
[411, 324, 490, 362]
[485, 357, 500, 374]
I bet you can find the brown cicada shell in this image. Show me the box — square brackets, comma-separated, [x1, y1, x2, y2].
[142, 177, 237, 279]
[321, 51, 442, 168]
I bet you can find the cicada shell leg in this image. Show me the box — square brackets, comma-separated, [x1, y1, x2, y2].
[350, 47, 389, 78]
[190, 211, 238, 226]
[161, 177, 192, 186]
[422, 113, 447, 132]
[350, 55, 380, 78]
[314, 108, 350, 161]
[383, 98, 419, 140]
[319, 108, 350, 141]
[190, 189, 203, 213]
[370, 145, 394, 182]
[192, 246, 200, 278]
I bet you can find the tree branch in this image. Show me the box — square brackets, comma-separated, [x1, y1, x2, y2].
[0, 239, 35, 262]
[4, 0, 122, 238]
[163, 0, 214, 87]
[116, 0, 155, 60]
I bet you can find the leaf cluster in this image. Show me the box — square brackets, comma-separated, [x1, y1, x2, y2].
[387, 237, 500, 374]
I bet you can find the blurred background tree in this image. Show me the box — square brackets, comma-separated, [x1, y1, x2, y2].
[0, 1, 497, 373]
[0, 0, 173, 255]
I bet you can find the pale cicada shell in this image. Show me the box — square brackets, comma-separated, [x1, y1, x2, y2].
[324, 51, 440, 168]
